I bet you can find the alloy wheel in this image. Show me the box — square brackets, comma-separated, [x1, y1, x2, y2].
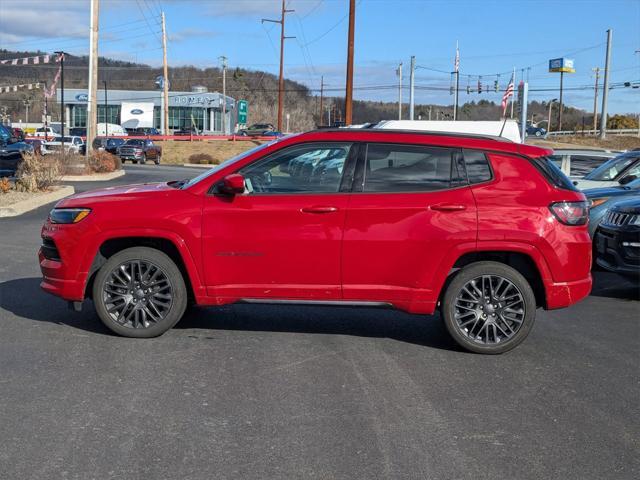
[453, 274, 525, 345]
[102, 260, 173, 328]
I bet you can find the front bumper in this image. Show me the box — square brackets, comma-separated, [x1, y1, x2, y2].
[594, 226, 640, 277]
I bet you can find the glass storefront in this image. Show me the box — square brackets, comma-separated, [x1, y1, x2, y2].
[70, 105, 120, 127]
[168, 106, 205, 131]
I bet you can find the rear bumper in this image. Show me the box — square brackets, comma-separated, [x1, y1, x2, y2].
[545, 275, 592, 310]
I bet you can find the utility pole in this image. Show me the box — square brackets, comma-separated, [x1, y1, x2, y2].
[86, 0, 99, 157]
[547, 98, 557, 132]
[599, 29, 612, 139]
[510, 68, 516, 119]
[22, 98, 31, 123]
[397, 62, 403, 120]
[319, 76, 324, 126]
[409, 55, 415, 120]
[161, 11, 169, 135]
[54, 51, 66, 151]
[428, 105, 432, 121]
[219, 56, 227, 134]
[453, 41, 460, 121]
[262, 0, 294, 132]
[103, 80, 108, 137]
[42, 80, 49, 140]
[592, 67, 600, 132]
[344, 0, 355, 125]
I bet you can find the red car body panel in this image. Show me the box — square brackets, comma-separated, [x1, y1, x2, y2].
[39, 129, 591, 314]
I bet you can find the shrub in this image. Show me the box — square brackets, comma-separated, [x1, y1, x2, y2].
[0, 177, 12, 194]
[188, 153, 218, 164]
[87, 151, 119, 173]
[15, 152, 61, 192]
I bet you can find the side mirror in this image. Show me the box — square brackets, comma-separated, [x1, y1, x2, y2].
[220, 173, 245, 195]
[619, 175, 636, 185]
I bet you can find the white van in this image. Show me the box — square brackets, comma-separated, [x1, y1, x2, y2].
[374, 120, 522, 143]
[97, 123, 127, 136]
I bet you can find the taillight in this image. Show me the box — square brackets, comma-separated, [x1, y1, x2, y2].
[549, 201, 589, 226]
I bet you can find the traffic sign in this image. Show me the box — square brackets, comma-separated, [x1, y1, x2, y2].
[238, 100, 248, 124]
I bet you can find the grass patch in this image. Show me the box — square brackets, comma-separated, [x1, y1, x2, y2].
[156, 139, 264, 165]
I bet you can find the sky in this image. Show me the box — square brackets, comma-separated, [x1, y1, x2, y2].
[1, 0, 639, 114]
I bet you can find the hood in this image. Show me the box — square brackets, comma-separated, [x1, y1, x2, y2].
[57, 182, 174, 207]
[610, 197, 640, 214]
[583, 185, 632, 198]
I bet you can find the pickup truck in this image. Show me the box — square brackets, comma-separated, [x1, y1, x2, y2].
[117, 138, 162, 164]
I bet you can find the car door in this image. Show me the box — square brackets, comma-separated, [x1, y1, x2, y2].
[342, 142, 477, 307]
[201, 142, 357, 301]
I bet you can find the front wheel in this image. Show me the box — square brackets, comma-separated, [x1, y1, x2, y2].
[155, 153, 161, 165]
[92, 247, 188, 338]
[441, 261, 537, 354]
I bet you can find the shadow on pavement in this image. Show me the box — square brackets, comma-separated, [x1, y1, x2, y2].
[0, 277, 458, 350]
[590, 271, 640, 301]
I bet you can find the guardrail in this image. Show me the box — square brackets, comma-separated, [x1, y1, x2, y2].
[547, 128, 639, 137]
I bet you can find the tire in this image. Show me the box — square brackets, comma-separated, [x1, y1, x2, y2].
[141, 154, 147, 165]
[155, 153, 161, 165]
[535, 130, 542, 137]
[92, 247, 188, 338]
[132, 159, 138, 164]
[441, 261, 537, 354]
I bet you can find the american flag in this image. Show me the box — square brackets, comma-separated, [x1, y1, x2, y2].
[501, 74, 515, 116]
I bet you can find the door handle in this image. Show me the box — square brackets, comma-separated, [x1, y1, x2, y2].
[430, 203, 467, 212]
[301, 205, 339, 214]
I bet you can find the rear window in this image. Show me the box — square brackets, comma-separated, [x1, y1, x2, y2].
[363, 143, 456, 192]
[535, 156, 578, 191]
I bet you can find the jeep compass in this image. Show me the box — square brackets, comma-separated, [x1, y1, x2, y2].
[39, 129, 592, 354]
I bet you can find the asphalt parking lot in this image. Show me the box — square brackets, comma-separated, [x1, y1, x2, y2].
[1, 164, 638, 480]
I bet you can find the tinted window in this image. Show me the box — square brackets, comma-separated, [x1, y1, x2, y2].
[536, 157, 578, 191]
[239, 143, 351, 194]
[363, 144, 455, 192]
[569, 154, 611, 177]
[124, 139, 144, 146]
[463, 150, 492, 183]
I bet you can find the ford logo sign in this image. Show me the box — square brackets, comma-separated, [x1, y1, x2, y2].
[75, 93, 88, 101]
[130, 109, 144, 115]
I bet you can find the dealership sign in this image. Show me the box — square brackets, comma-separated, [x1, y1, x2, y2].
[237, 100, 248, 124]
[75, 93, 88, 102]
[549, 58, 575, 73]
[121, 102, 154, 128]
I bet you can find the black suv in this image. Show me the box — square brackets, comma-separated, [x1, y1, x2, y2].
[92, 137, 126, 154]
[594, 197, 640, 277]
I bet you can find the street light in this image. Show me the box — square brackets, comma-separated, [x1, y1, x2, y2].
[547, 98, 558, 133]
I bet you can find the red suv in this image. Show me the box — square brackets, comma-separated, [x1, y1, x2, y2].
[39, 129, 592, 353]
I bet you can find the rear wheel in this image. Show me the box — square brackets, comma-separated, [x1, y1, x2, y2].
[441, 261, 536, 354]
[141, 154, 147, 164]
[92, 247, 188, 338]
[155, 153, 161, 165]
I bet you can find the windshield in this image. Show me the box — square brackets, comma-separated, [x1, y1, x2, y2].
[584, 153, 638, 181]
[181, 141, 275, 189]
[124, 139, 145, 146]
[52, 136, 73, 142]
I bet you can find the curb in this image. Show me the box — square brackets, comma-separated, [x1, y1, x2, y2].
[60, 169, 125, 182]
[182, 163, 215, 169]
[0, 186, 75, 218]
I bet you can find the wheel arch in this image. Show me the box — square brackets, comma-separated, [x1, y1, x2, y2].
[83, 234, 203, 302]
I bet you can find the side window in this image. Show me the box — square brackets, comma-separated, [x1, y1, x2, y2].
[570, 155, 608, 177]
[239, 143, 351, 194]
[363, 143, 456, 193]
[463, 150, 492, 184]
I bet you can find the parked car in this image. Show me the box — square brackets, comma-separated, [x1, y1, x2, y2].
[32, 126, 58, 139]
[174, 127, 200, 136]
[584, 178, 640, 237]
[24, 138, 50, 156]
[126, 127, 161, 136]
[0, 124, 33, 176]
[117, 138, 162, 164]
[239, 123, 275, 137]
[548, 148, 618, 178]
[525, 125, 547, 138]
[39, 128, 593, 354]
[44, 136, 85, 155]
[573, 151, 640, 190]
[92, 136, 126, 154]
[593, 197, 640, 278]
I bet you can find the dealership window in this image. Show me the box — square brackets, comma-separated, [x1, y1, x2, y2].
[97, 105, 120, 125]
[168, 107, 204, 131]
[153, 107, 161, 129]
[72, 106, 87, 127]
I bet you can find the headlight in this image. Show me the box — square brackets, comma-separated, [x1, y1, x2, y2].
[589, 197, 610, 208]
[630, 215, 640, 226]
[49, 208, 91, 224]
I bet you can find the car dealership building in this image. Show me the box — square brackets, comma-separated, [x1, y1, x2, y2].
[59, 86, 237, 134]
